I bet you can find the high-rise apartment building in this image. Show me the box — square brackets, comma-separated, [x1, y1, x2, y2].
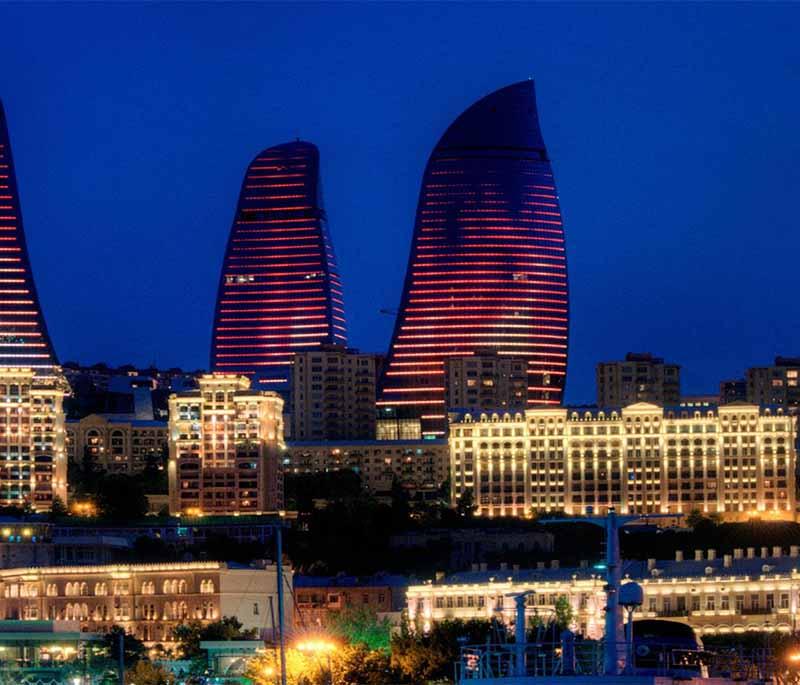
[378, 81, 569, 438]
[291, 345, 378, 440]
[596, 353, 680, 407]
[210, 141, 347, 392]
[449, 402, 795, 521]
[444, 351, 528, 412]
[168, 374, 285, 516]
[0, 368, 67, 511]
[0, 102, 59, 381]
[746, 357, 800, 408]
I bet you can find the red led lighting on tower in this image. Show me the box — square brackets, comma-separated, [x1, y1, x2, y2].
[378, 81, 569, 436]
[210, 142, 347, 386]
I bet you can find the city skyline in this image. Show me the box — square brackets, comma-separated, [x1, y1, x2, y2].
[1, 3, 799, 403]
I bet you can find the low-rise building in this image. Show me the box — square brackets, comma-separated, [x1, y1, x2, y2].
[449, 402, 796, 521]
[66, 414, 167, 473]
[407, 547, 800, 637]
[294, 574, 407, 627]
[284, 439, 449, 493]
[0, 561, 291, 645]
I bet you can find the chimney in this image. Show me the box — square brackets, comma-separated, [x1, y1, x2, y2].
[512, 564, 520, 572]
[675, 550, 684, 562]
[480, 563, 488, 572]
[579, 560, 589, 568]
[551, 560, 559, 569]
[647, 558, 656, 570]
[734, 548, 743, 559]
[500, 563, 507, 571]
[761, 547, 769, 558]
[435, 571, 445, 582]
[723, 554, 732, 568]
[773, 546, 782, 558]
[791, 546, 799, 558]
[537, 562, 545, 570]
[747, 547, 755, 559]
[707, 549, 716, 561]
[694, 550, 703, 561]
[471, 563, 479, 572]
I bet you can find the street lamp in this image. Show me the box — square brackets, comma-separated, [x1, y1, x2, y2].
[295, 638, 337, 685]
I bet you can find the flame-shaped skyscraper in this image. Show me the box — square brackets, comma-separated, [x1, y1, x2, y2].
[378, 81, 569, 436]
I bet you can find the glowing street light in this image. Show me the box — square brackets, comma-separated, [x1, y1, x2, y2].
[295, 638, 337, 685]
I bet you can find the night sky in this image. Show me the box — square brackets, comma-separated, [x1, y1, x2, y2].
[1, 2, 799, 403]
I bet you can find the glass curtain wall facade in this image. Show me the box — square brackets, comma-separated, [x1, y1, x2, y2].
[0, 101, 59, 379]
[378, 81, 569, 437]
[210, 141, 347, 389]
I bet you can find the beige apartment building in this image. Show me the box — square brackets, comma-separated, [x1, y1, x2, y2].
[407, 547, 800, 638]
[291, 345, 379, 441]
[596, 352, 680, 407]
[449, 402, 795, 521]
[168, 374, 285, 516]
[65, 414, 167, 473]
[0, 561, 291, 645]
[284, 439, 449, 493]
[444, 351, 528, 413]
[0, 368, 68, 512]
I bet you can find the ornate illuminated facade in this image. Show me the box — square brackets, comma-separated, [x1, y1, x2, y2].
[210, 141, 347, 391]
[378, 81, 569, 437]
[0, 561, 290, 645]
[0, 368, 67, 511]
[408, 548, 800, 637]
[0, 102, 59, 380]
[449, 402, 795, 520]
[168, 373, 285, 515]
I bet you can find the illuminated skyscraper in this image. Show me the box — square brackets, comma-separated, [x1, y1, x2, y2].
[210, 141, 347, 389]
[378, 81, 569, 437]
[0, 101, 59, 378]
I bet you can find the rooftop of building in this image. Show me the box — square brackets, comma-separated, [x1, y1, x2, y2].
[412, 547, 800, 588]
[286, 438, 447, 448]
[294, 573, 409, 589]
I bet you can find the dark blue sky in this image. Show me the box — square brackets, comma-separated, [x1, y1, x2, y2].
[1, 2, 799, 403]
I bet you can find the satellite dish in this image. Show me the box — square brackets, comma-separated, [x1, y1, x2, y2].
[619, 582, 644, 608]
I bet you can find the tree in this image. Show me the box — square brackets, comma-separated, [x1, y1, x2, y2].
[554, 595, 574, 631]
[96, 474, 148, 521]
[103, 626, 147, 667]
[328, 606, 392, 651]
[391, 619, 497, 682]
[124, 660, 175, 685]
[455, 488, 475, 518]
[172, 617, 257, 659]
[49, 495, 68, 519]
[332, 644, 395, 685]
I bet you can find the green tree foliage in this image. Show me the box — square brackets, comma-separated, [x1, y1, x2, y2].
[390, 619, 497, 682]
[554, 595, 575, 630]
[96, 474, 148, 521]
[171, 617, 257, 659]
[285, 470, 363, 512]
[124, 660, 175, 685]
[455, 488, 475, 518]
[332, 643, 396, 685]
[102, 625, 147, 667]
[328, 606, 392, 651]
